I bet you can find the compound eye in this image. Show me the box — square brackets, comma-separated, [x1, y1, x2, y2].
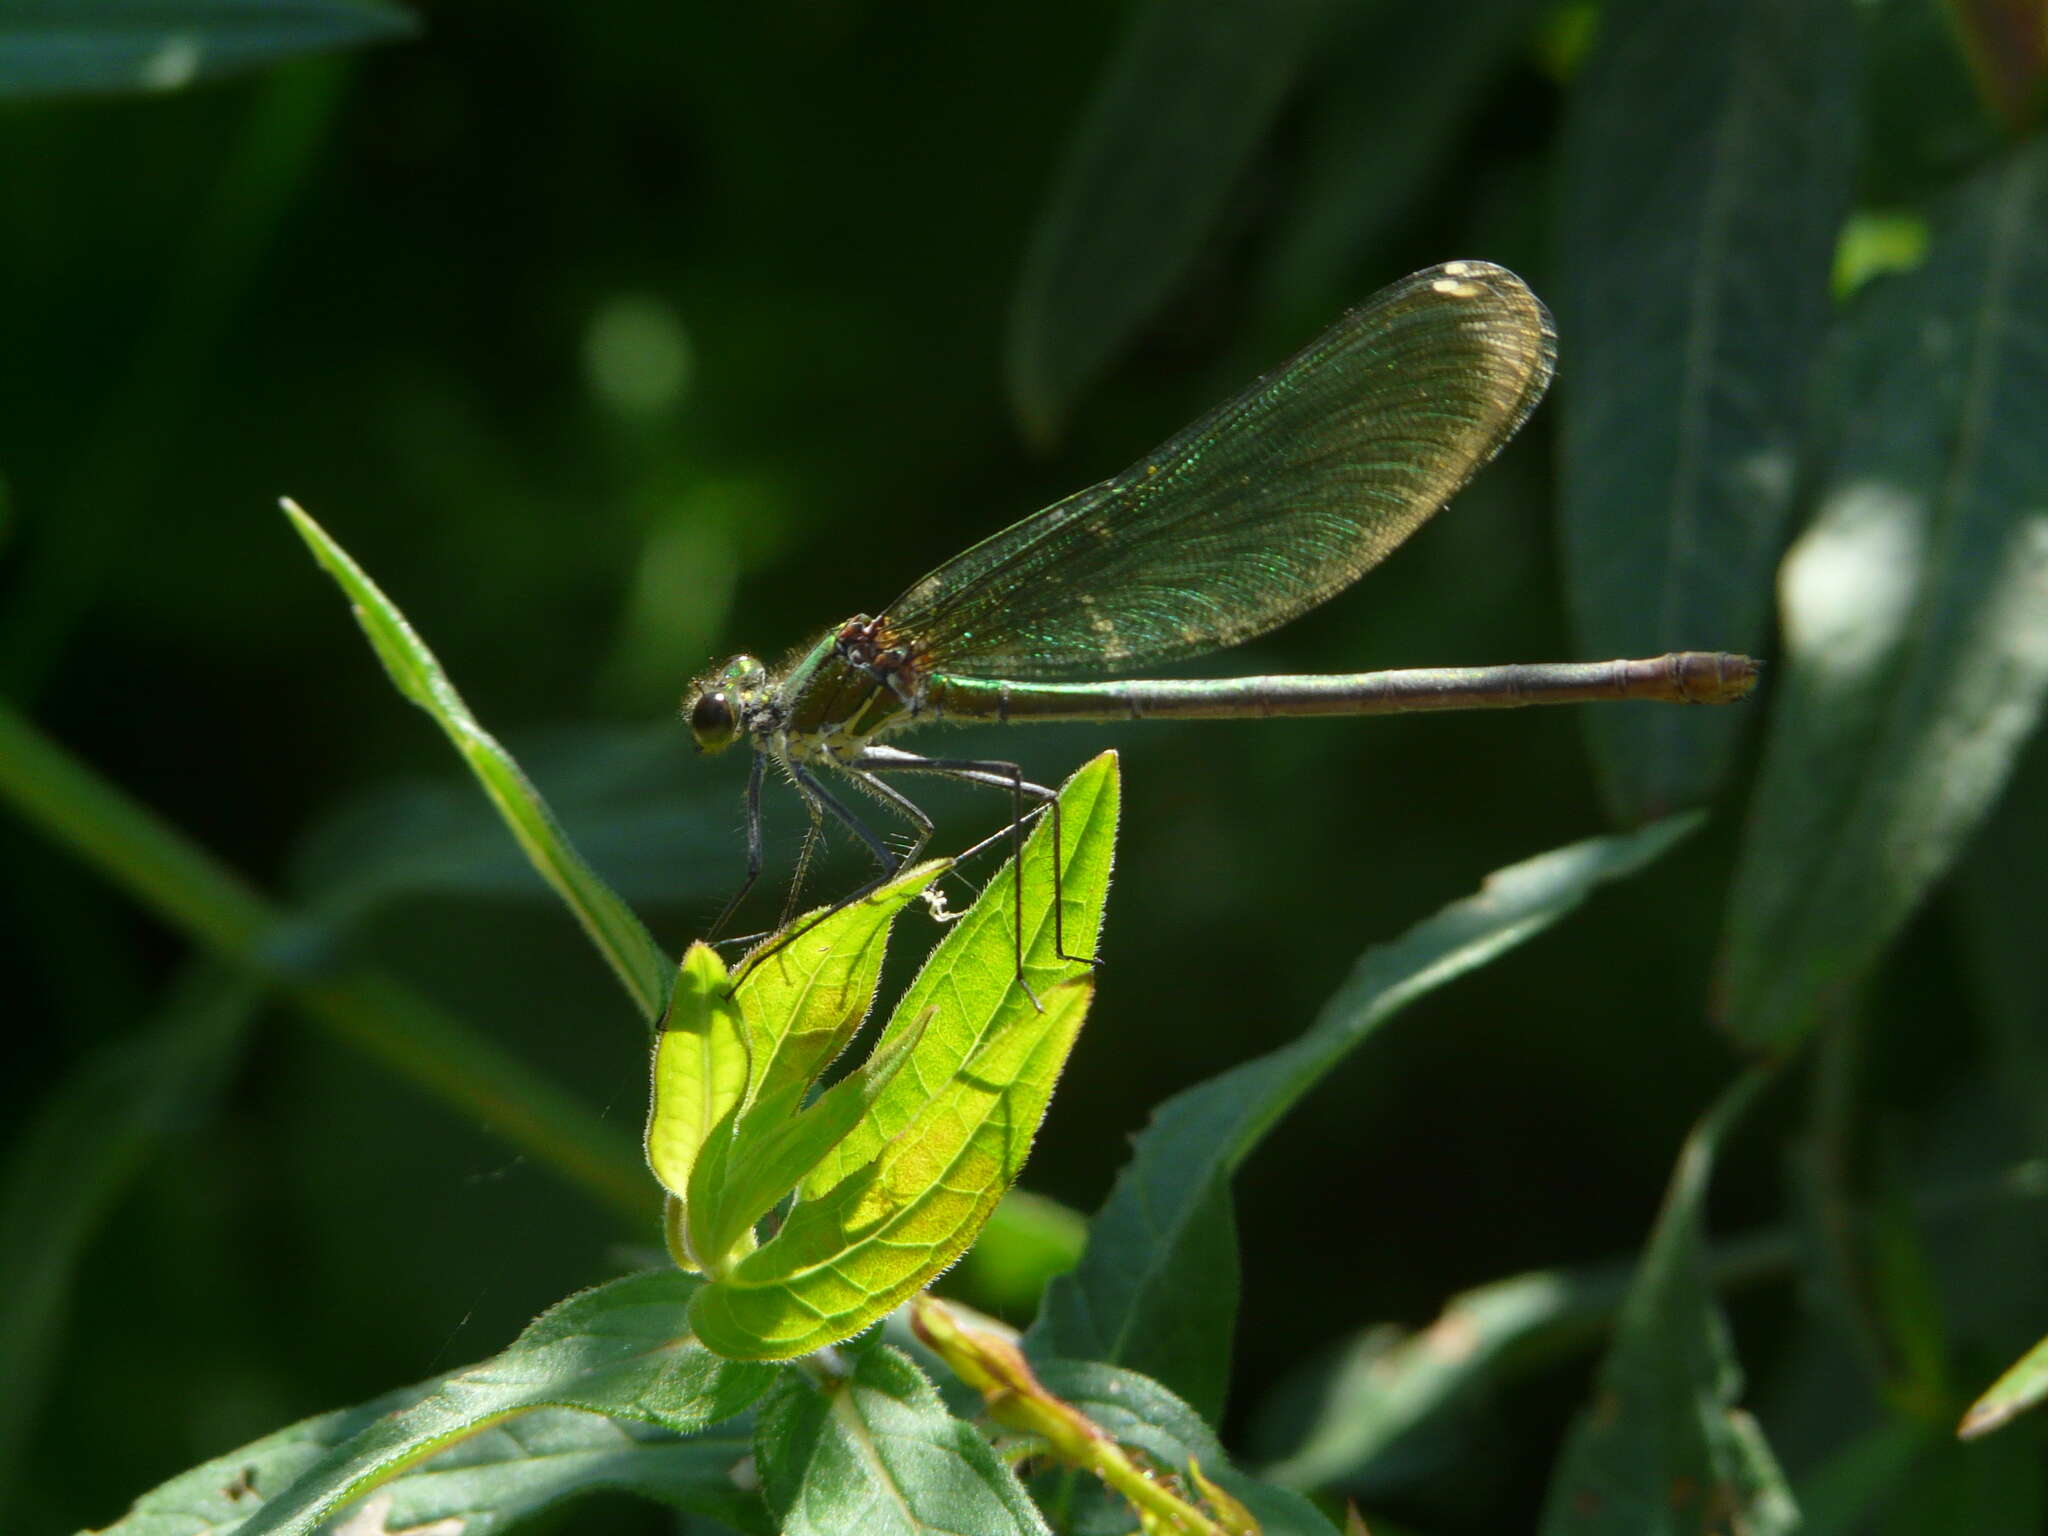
[688, 689, 738, 753]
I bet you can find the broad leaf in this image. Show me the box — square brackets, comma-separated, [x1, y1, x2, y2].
[1029, 814, 1702, 1423]
[1556, 0, 1859, 820]
[224, 1272, 774, 1536]
[1539, 1070, 1794, 1535]
[1720, 135, 2048, 1050]
[1007, 0, 1320, 442]
[755, 1346, 1049, 1536]
[285, 500, 670, 1024]
[92, 1390, 765, 1536]
[687, 755, 1117, 1360]
[0, 0, 414, 101]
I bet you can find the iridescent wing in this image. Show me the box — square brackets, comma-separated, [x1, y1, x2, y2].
[889, 262, 1556, 678]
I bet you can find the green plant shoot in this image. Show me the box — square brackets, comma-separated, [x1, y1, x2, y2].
[645, 752, 1118, 1360]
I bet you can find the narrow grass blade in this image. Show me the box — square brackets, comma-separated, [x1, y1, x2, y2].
[1556, 0, 1858, 821]
[1720, 138, 2048, 1051]
[1029, 813, 1701, 1423]
[1538, 1069, 1793, 1535]
[0, 0, 414, 101]
[1961, 1332, 2048, 1439]
[282, 499, 670, 1025]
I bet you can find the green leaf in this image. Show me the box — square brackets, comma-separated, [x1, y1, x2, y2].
[1006, 0, 1321, 443]
[1033, 1359, 1340, 1536]
[1720, 135, 2048, 1051]
[0, 0, 415, 100]
[91, 1389, 767, 1536]
[800, 752, 1117, 1200]
[282, 499, 670, 1026]
[1961, 1331, 2048, 1439]
[0, 964, 259, 1507]
[954, 1188, 1088, 1316]
[1539, 1069, 1794, 1535]
[755, 1345, 1050, 1536]
[734, 860, 948, 1107]
[1555, 0, 1859, 821]
[687, 755, 1118, 1360]
[221, 1272, 776, 1536]
[1029, 813, 1702, 1423]
[646, 944, 750, 1247]
[1258, 0, 1550, 335]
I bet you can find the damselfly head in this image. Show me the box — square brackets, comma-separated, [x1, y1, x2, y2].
[684, 654, 768, 753]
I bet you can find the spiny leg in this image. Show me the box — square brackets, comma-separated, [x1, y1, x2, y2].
[854, 745, 1088, 979]
[707, 750, 767, 943]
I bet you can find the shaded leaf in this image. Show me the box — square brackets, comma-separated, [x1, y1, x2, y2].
[92, 1390, 766, 1536]
[1539, 1069, 1793, 1535]
[1720, 135, 2048, 1051]
[755, 1346, 1049, 1536]
[1029, 813, 1702, 1423]
[223, 1272, 774, 1536]
[0, 0, 414, 101]
[1007, 0, 1321, 442]
[1034, 1359, 1340, 1536]
[285, 499, 670, 1025]
[1556, 0, 1859, 821]
[0, 965, 259, 1506]
[1259, 0, 1549, 334]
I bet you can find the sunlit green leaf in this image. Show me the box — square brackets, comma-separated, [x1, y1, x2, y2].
[1961, 1331, 2048, 1439]
[1030, 813, 1702, 1422]
[1720, 135, 2048, 1050]
[0, 0, 415, 101]
[283, 499, 671, 1025]
[734, 860, 947, 1106]
[1539, 1069, 1793, 1535]
[687, 755, 1118, 1360]
[219, 1272, 774, 1536]
[647, 943, 749, 1243]
[1007, 0, 1320, 442]
[755, 1346, 1049, 1536]
[1556, 0, 1858, 821]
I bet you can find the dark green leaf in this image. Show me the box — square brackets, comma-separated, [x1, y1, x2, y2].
[0, 0, 414, 100]
[0, 965, 259, 1507]
[1720, 134, 2048, 1051]
[1539, 1069, 1793, 1535]
[755, 1346, 1049, 1536]
[92, 1389, 766, 1536]
[224, 1272, 776, 1536]
[1007, 0, 1321, 442]
[1029, 813, 1702, 1423]
[1556, 0, 1859, 821]
[1034, 1359, 1340, 1536]
[1259, 0, 1549, 334]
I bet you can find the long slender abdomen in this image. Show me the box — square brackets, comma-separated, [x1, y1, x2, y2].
[926, 653, 1758, 724]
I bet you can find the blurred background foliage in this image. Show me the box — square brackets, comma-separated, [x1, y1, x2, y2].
[3, 0, 2047, 1531]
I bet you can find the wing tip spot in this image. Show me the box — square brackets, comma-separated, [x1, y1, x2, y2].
[1432, 277, 1483, 298]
